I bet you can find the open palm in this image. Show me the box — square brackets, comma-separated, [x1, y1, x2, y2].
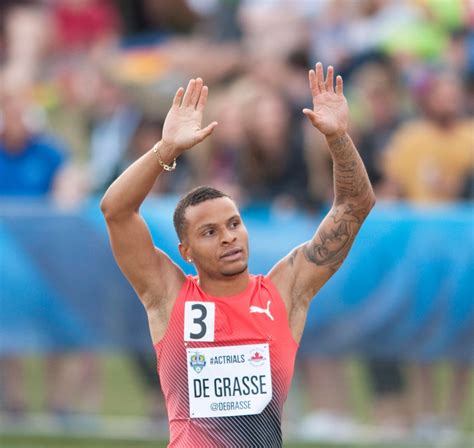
[162, 78, 217, 153]
[303, 63, 348, 137]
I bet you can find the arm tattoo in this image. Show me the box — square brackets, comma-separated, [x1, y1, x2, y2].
[329, 133, 374, 208]
[303, 205, 359, 271]
[289, 247, 300, 266]
[303, 133, 374, 271]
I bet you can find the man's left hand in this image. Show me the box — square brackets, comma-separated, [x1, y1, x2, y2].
[303, 62, 348, 138]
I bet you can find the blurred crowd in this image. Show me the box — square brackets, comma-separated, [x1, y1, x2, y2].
[0, 0, 473, 444]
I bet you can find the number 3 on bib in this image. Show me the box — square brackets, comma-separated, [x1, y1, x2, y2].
[184, 302, 215, 341]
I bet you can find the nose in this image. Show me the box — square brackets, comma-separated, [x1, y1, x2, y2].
[220, 228, 236, 245]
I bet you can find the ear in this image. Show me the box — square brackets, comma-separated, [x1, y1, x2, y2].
[178, 242, 192, 263]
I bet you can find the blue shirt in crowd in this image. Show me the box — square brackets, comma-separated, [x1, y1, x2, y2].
[0, 135, 67, 196]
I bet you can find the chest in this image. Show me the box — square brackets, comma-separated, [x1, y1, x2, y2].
[180, 299, 277, 419]
[156, 285, 297, 419]
[409, 131, 472, 172]
[0, 152, 57, 193]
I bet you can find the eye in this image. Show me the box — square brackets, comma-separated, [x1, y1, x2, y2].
[230, 221, 240, 228]
[203, 229, 215, 237]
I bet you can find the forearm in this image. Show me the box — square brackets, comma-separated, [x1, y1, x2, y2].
[100, 141, 179, 218]
[300, 132, 375, 274]
[326, 132, 375, 212]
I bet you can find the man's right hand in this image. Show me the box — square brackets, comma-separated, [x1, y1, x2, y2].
[160, 78, 218, 157]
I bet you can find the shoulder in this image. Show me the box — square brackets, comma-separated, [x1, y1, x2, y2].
[0, 142, 8, 159]
[31, 135, 68, 162]
[143, 270, 189, 313]
[12, 138, 68, 181]
[266, 253, 301, 310]
[175, 274, 194, 298]
[184, 274, 198, 289]
[261, 274, 286, 299]
[459, 119, 474, 135]
[390, 120, 428, 142]
[385, 120, 430, 161]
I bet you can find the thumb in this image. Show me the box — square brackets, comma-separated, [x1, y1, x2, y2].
[303, 108, 323, 128]
[197, 121, 218, 141]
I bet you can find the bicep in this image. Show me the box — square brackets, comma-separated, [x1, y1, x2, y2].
[104, 212, 183, 300]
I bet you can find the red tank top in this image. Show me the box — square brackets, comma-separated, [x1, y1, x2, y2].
[154, 274, 298, 448]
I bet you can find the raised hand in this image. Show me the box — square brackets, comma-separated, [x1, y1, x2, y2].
[162, 78, 218, 154]
[303, 62, 348, 137]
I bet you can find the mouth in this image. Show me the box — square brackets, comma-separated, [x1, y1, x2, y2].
[220, 248, 243, 261]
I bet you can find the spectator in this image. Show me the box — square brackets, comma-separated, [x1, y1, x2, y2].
[383, 69, 473, 202]
[0, 1, 51, 92]
[193, 85, 249, 201]
[87, 75, 141, 193]
[0, 93, 98, 418]
[119, 117, 194, 194]
[382, 68, 473, 439]
[0, 95, 66, 196]
[352, 60, 404, 191]
[50, 0, 121, 58]
[349, 60, 409, 431]
[0, 93, 68, 416]
[240, 86, 310, 209]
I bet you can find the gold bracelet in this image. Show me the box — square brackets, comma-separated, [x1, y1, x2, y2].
[152, 142, 177, 171]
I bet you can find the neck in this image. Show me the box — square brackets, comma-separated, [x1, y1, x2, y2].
[197, 269, 250, 297]
[2, 136, 28, 153]
[429, 114, 457, 130]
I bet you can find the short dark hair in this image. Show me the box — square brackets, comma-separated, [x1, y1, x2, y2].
[173, 186, 230, 242]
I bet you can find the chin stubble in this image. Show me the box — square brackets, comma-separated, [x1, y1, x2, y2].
[221, 263, 248, 277]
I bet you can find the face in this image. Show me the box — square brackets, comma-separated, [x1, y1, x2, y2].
[424, 74, 462, 121]
[0, 98, 30, 149]
[180, 197, 249, 279]
[249, 92, 289, 150]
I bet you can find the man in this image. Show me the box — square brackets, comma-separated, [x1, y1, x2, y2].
[100, 62, 375, 447]
[0, 96, 66, 195]
[382, 69, 473, 439]
[0, 94, 68, 417]
[1, 94, 100, 417]
[383, 69, 473, 202]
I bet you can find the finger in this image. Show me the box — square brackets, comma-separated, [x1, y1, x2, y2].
[316, 62, 326, 92]
[182, 79, 196, 107]
[191, 77, 203, 108]
[196, 85, 209, 111]
[197, 121, 218, 141]
[172, 87, 184, 108]
[336, 75, 343, 95]
[325, 65, 334, 92]
[302, 108, 319, 126]
[308, 69, 320, 96]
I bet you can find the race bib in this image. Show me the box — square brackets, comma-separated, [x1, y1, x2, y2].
[187, 343, 272, 418]
[184, 302, 215, 342]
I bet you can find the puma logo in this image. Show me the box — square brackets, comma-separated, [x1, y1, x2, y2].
[249, 300, 274, 321]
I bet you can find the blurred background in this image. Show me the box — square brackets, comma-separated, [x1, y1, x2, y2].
[0, 0, 473, 447]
